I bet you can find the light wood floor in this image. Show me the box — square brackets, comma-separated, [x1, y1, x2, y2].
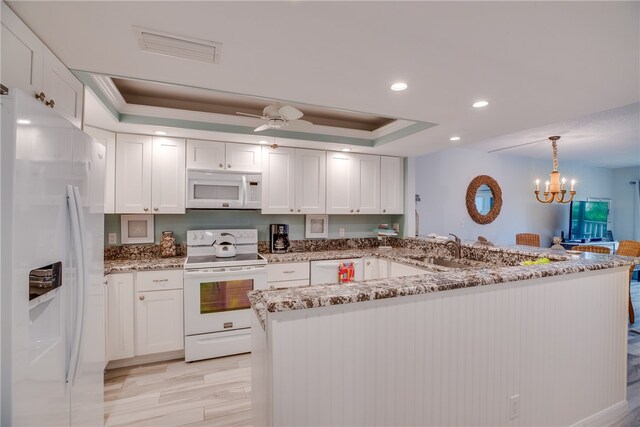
[104, 353, 251, 427]
[106, 281, 640, 427]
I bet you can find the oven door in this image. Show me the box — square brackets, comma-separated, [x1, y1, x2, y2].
[183, 265, 267, 335]
[186, 171, 244, 209]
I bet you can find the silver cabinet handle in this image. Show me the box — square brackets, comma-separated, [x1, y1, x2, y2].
[46, 99, 55, 108]
[383, 209, 387, 213]
[356, 209, 360, 213]
[366, 261, 371, 265]
[152, 279, 169, 283]
[219, 163, 223, 168]
[153, 207, 159, 212]
[283, 270, 295, 274]
[350, 209, 354, 213]
[139, 295, 145, 300]
[297, 209, 301, 212]
[228, 164, 232, 168]
[290, 209, 294, 212]
[143, 207, 149, 212]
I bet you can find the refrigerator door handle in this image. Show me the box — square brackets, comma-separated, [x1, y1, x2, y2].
[65, 185, 86, 386]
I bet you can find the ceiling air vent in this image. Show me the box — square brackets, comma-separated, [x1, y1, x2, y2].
[133, 26, 222, 64]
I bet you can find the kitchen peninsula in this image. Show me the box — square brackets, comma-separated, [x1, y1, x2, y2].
[250, 238, 635, 427]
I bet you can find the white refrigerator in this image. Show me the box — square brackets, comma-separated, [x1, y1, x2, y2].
[1, 89, 105, 426]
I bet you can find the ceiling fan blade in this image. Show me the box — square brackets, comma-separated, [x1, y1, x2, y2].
[278, 105, 304, 120]
[263, 104, 280, 117]
[236, 112, 265, 119]
[254, 124, 271, 132]
[286, 119, 313, 130]
[488, 138, 548, 154]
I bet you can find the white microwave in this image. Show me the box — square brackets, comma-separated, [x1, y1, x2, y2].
[186, 171, 262, 209]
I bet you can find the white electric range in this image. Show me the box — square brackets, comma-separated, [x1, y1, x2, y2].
[183, 229, 268, 362]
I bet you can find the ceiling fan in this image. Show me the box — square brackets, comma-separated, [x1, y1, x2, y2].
[236, 104, 313, 132]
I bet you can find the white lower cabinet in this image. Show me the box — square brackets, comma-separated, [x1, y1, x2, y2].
[135, 270, 184, 356]
[106, 273, 135, 361]
[390, 261, 427, 277]
[105, 269, 184, 364]
[363, 257, 390, 280]
[267, 262, 310, 289]
[136, 289, 184, 356]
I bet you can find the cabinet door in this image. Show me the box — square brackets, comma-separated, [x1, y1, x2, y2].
[115, 134, 153, 213]
[186, 139, 225, 171]
[379, 258, 390, 279]
[106, 274, 135, 361]
[261, 146, 295, 214]
[363, 257, 379, 280]
[84, 126, 116, 213]
[1, 2, 44, 96]
[354, 154, 381, 214]
[225, 143, 262, 173]
[380, 156, 404, 214]
[136, 290, 184, 356]
[390, 261, 426, 278]
[42, 49, 84, 128]
[152, 137, 186, 214]
[295, 149, 326, 214]
[326, 151, 355, 214]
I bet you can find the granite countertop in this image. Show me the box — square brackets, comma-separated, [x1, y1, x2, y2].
[250, 242, 637, 328]
[104, 256, 186, 274]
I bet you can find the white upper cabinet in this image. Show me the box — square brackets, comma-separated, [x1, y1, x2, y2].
[186, 139, 225, 171]
[84, 126, 116, 213]
[1, 3, 83, 128]
[115, 134, 153, 214]
[262, 147, 326, 214]
[1, 2, 43, 95]
[226, 143, 262, 173]
[152, 137, 186, 214]
[326, 151, 355, 214]
[354, 154, 381, 214]
[115, 134, 185, 214]
[262, 146, 296, 214]
[326, 152, 380, 214]
[295, 149, 326, 214]
[380, 156, 404, 214]
[42, 50, 84, 128]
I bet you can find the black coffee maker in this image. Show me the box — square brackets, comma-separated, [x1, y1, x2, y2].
[269, 224, 290, 254]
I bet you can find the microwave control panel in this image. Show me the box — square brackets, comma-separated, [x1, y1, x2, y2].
[247, 181, 260, 202]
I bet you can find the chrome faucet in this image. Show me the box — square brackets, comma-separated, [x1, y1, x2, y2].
[445, 233, 462, 259]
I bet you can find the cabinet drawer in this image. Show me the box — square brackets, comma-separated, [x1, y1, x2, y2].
[136, 270, 183, 292]
[267, 262, 310, 282]
[270, 279, 310, 289]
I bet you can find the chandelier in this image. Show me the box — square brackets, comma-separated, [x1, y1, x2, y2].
[534, 136, 576, 204]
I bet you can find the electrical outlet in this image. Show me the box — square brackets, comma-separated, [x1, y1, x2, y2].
[339, 228, 345, 238]
[108, 233, 117, 245]
[509, 394, 520, 419]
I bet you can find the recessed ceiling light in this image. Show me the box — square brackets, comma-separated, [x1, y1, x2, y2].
[390, 82, 408, 92]
[259, 140, 269, 145]
[17, 119, 31, 125]
[472, 100, 489, 108]
[449, 136, 461, 142]
[341, 148, 352, 152]
[154, 130, 168, 135]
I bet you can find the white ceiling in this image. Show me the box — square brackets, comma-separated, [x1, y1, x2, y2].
[8, 1, 640, 163]
[468, 103, 640, 169]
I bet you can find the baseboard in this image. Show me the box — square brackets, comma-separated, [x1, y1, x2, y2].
[571, 400, 629, 426]
[106, 350, 185, 370]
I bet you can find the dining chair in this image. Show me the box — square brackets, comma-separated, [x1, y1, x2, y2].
[515, 233, 541, 247]
[617, 240, 640, 324]
[571, 245, 611, 255]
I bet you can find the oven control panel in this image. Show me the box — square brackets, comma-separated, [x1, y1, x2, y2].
[187, 229, 258, 246]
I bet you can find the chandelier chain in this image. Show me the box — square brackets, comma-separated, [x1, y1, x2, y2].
[552, 140, 559, 172]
